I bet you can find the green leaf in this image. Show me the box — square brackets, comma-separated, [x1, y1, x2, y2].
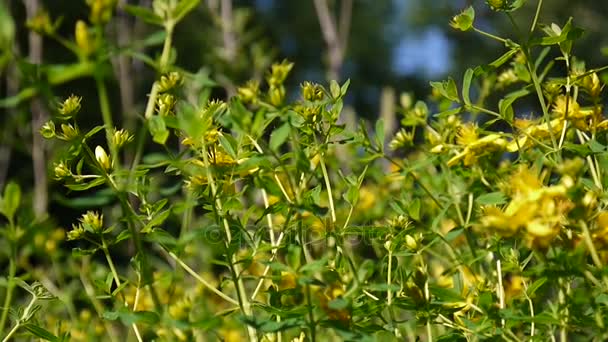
[144, 228, 177, 249]
[124, 5, 163, 26]
[429, 77, 460, 103]
[103, 308, 160, 325]
[340, 79, 351, 96]
[487, 48, 520, 70]
[450, 6, 474, 32]
[433, 106, 462, 118]
[141, 209, 172, 233]
[527, 277, 547, 296]
[22, 324, 60, 342]
[64, 177, 105, 191]
[173, 0, 201, 23]
[407, 198, 421, 221]
[498, 88, 530, 123]
[475, 192, 507, 206]
[375, 118, 385, 151]
[330, 80, 341, 99]
[269, 122, 291, 151]
[218, 134, 238, 160]
[148, 115, 169, 145]
[0, 181, 20, 220]
[462, 68, 474, 106]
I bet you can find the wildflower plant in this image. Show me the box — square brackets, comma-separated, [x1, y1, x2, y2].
[2, 0, 608, 341]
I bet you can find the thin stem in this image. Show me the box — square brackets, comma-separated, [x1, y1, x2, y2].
[167, 252, 239, 306]
[200, 140, 257, 342]
[305, 284, 316, 342]
[580, 220, 603, 268]
[101, 238, 143, 342]
[530, 0, 543, 33]
[473, 27, 510, 45]
[522, 280, 536, 338]
[95, 76, 116, 158]
[0, 258, 15, 336]
[496, 255, 506, 328]
[525, 51, 559, 154]
[387, 248, 393, 306]
[1, 295, 37, 342]
[319, 155, 336, 224]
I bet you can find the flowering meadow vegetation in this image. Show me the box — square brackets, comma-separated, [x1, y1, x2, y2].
[2, 0, 608, 340]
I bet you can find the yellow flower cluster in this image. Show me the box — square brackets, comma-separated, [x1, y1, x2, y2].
[432, 92, 607, 166]
[479, 166, 573, 247]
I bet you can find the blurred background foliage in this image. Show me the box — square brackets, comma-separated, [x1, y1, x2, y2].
[1, 0, 608, 209]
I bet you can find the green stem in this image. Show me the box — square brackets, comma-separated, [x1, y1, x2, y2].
[167, 252, 239, 305]
[0, 258, 15, 336]
[319, 155, 336, 224]
[1, 295, 37, 342]
[473, 27, 510, 45]
[200, 139, 257, 342]
[305, 284, 316, 342]
[530, 0, 543, 33]
[95, 75, 117, 158]
[0, 217, 17, 336]
[102, 238, 122, 289]
[524, 49, 559, 156]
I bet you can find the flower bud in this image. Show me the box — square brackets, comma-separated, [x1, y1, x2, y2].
[58, 123, 80, 141]
[156, 93, 176, 116]
[158, 71, 184, 93]
[268, 85, 285, 107]
[405, 234, 418, 251]
[58, 95, 82, 119]
[67, 224, 86, 240]
[237, 80, 260, 104]
[80, 211, 104, 233]
[267, 60, 293, 87]
[112, 128, 134, 149]
[75, 20, 95, 56]
[26, 10, 55, 35]
[95, 145, 112, 171]
[301, 81, 324, 102]
[40, 121, 56, 139]
[53, 161, 71, 179]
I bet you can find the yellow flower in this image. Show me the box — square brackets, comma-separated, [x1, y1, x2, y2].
[95, 146, 112, 171]
[75, 20, 95, 56]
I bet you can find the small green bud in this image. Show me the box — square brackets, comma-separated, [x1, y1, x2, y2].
[58, 95, 82, 118]
[268, 85, 286, 107]
[25, 10, 55, 35]
[389, 129, 414, 150]
[87, 0, 117, 25]
[67, 224, 86, 240]
[53, 161, 71, 180]
[301, 81, 324, 101]
[267, 60, 293, 87]
[95, 146, 112, 171]
[80, 211, 104, 233]
[237, 80, 260, 104]
[156, 93, 176, 116]
[40, 121, 56, 139]
[58, 123, 80, 141]
[450, 6, 475, 32]
[158, 71, 184, 93]
[112, 128, 134, 149]
[75, 20, 95, 56]
[400, 93, 413, 109]
[405, 234, 418, 251]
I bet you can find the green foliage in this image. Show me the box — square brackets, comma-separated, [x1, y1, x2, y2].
[2, 1, 608, 341]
